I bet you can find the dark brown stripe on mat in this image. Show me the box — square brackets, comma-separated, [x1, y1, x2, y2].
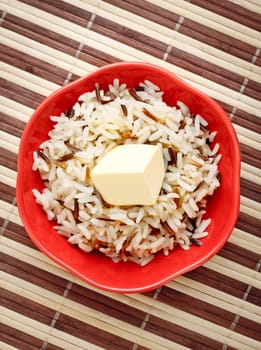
[0, 323, 43, 350]
[1, 253, 69, 295]
[67, 283, 146, 327]
[79, 44, 120, 67]
[45, 344, 64, 350]
[1, 112, 26, 137]
[240, 178, 261, 203]
[255, 56, 261, 67]
[20, 0, 92, 27]
[236, 212, 261, 238]
[1, 287, 56, 325]
[3, 222, 38, 249]
[0, 148, 17, 171]
[180, 19, 256, 61]
[92, 16, 168, 59]
[185, 266, 249, 299]
[158, 286, 235, 327]
[0, 183, 15, 204]
[244, 79, 261, 100]
[235, 316, 261, 341]
[55, 313, 135, 350]
[190, 0, 261, 31]
[104, 0, 180, 29]
[0, 78, 45, 110]
[145, 316, 223, 350]
[240, 143, 261, 168]
[218, 241, 260, 269]
[167, 47, 244, 90]
[0, 45, 69, 86]
[247, 287, 261, 306]
[232, 109, 261, 133]
[2, 14, 79, 56]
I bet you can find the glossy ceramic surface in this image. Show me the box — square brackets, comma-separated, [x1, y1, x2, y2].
[16, 62, 240, 293]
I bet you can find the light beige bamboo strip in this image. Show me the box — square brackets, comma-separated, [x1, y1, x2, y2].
[233, 124, 261, 151]
[0, 95, 33, 123]
[0, 166, 17, 182]
[0, 200, 22, 225]
[2, 235, 261, 322]
[2, 0, 261, 100]
[0, 139, 18, 155]
[211, 254, 261, 279]
[1, 62, 60, 96]
[0, 28, 95, 77]
[240, 203, 260, 220]
[0, 173, 16, 189]
[0, 341, 20, 350]
[233, 124, 261, 144]
[147, 0, 261, 42]
[1, 274, 188, 350]
[246, 0, 261, 5]
[63, 0, 261, 81]
[240, 170, 260, 185]
[226, 0, 261, 13]
[241, 196, 261, 213]
[169, 275, 261, 316]
[241, 162, 261, 177]
[0, 131, 19, 153]
[229, 228, 261, 253]
[1, 307, 105, 350]
[241, 162, 261, 185]
[204, 259, 261, 289]
[237, 134, 261, 151]
[232, 227, 261, 246]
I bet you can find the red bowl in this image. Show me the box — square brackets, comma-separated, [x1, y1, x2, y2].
[17, 62, 240, 293]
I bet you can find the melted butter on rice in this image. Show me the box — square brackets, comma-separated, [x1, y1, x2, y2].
[32, 79, 221, 266]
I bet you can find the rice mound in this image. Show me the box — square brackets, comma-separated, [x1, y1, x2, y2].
[32, 79, 221, 266]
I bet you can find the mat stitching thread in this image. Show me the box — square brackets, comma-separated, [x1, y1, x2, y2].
[63, 13, 96, 86]
[0, 198, 17, 237]
[40, 280, 73, 350]
[163, 15, 185, 62]
[131, 286, 162, 350]
[0, 10, 6, 25]
[221, 256, 261, 350]
[229, 47, 260, 120]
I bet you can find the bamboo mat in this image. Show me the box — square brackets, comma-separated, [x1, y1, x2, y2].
[1, 0, 261, 349]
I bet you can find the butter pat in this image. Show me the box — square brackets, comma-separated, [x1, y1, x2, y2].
[90, 144, 165, 206]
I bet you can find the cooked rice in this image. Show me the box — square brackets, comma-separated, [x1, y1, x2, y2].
[32, 79, 221, 266]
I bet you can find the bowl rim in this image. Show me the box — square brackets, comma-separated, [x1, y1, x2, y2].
[16, 61, 241, 293]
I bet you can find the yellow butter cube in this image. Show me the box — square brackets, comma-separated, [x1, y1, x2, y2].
[90, 144, 165, 206]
